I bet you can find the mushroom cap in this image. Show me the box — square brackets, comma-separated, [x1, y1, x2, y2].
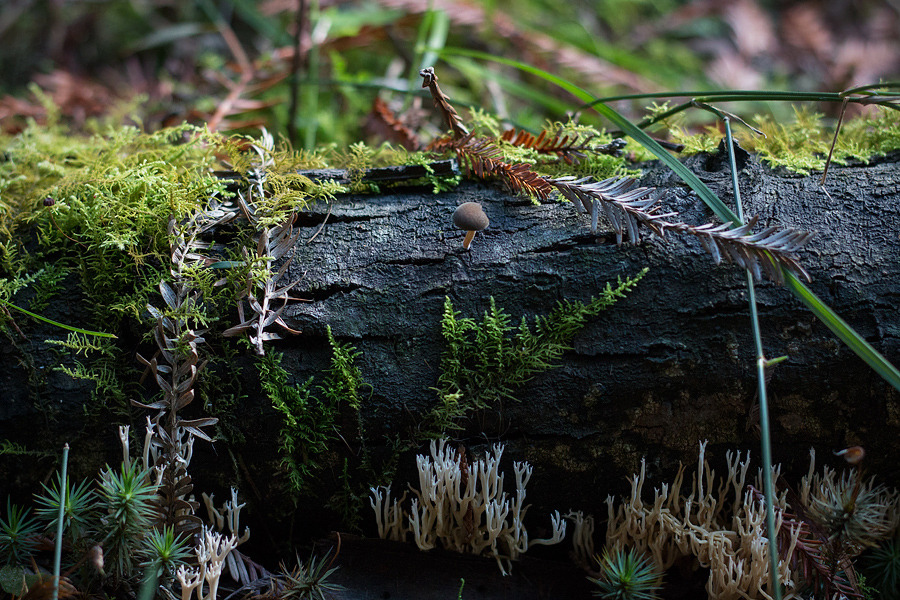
[452, 202, 489, 231]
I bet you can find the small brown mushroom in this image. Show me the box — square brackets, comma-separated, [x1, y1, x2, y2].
[452, 202, 489, 249]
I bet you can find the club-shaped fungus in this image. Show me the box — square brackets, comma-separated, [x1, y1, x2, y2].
[452, 202, 489, 249]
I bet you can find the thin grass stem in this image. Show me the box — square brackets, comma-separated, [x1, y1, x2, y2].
[724, 119, 782, 600]
[821, 97, 849, 185]
[137, 566, 159, 600]
[286, 0, 307, 145]
[0, 298, 116, 338]
[302, 0, 322, 150]
[840, 82, 900, 95]
[574, 89, 900, 130]
[52, 443, 69, 600]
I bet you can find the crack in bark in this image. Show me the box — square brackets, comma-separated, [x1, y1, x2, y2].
[293, 282, 363, 302]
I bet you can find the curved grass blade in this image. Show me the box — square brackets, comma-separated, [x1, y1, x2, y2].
[785, 272, 900, 390]
[1, 298, 117, 338]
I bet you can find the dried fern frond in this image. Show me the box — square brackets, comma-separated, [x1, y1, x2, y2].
[551, 176, 674, 242]
[223, 194, 303, 355]
[419, 67, 469, 139]
[501, 127, 596, 164]
[689, 218, 813, 284]
[418, 67, 552, 199]
[453, 134, 555, 200]
[131, 212, 225, 537]
[365, 96, 422, 151]
[786, 525, 860, 599]
[551, 176, 814, 284]
[416, 68, 813, 285]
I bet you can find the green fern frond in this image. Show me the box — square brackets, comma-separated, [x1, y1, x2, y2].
[429, 269, 646, 435]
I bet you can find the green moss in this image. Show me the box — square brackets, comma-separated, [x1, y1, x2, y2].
[494, 117, 636, 183]
[0, 122, 359, 418]
[198, 341, 247, 447]
[0, 270, 40, 334]
[0, 123, 226, 328]
[0, 440, 50, 457]
[321, 326, 367, 411]
[258, 352, 336, 497]
[391, 150, 464, 193]
[46, 332, 132, 416]
[467, 108, 505, 138]
[751, 106, 900, 174]
[665, 105, 900, 175]
[258, 327, 366, 496]
[426, 268, 647, 435]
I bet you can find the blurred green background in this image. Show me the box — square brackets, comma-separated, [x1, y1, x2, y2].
[1, 0, 898, 144]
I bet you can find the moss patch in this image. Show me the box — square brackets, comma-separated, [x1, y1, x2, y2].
[666, 105, 900, 175]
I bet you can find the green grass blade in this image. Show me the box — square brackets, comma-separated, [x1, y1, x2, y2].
[1, 298, 117, 338]
[785, 272, 900, 391]
[439, 47, 900, 392]
[226, 0, 292, 46]
[420, 9, 450, 73]
[51, 443, 69, 600]
[442, 55, 579, 119]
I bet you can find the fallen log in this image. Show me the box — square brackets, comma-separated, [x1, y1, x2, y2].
[2, 147, 899, 554]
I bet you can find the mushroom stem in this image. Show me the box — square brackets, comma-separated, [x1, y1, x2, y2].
[462, 230, 477, 249]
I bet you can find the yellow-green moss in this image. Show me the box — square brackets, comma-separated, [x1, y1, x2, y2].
[665, 105, 900, 175]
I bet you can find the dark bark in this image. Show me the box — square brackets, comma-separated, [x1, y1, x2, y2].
[279, 148, 900, 489]
[2, 149, 899, 561]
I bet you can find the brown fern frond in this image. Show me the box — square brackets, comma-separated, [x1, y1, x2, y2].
[424, 133, 458, 154]
[453, 133, 503, 175]
[551, 176, 814, 284]
[456, 135, 555, 200]
[225, 547, 272, 586]
[497, 162, 556, 199]
[415, 69, 811, 284]
[785, 528, 860, 598]
[501, 128, 596, 164]
[131, 210, 228, 536]
[419, 67, 469, 139]
[19, 574, 78, 600]
[224, 192, 304, 355]
[155, 467, 204, 537]
[365, 96, 422, 151]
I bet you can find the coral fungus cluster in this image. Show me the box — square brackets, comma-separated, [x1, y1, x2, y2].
[604, 442, 900, 599]
[370, 439, 566, 574]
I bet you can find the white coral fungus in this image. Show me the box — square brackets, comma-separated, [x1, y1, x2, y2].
[370, 439, 566, 574]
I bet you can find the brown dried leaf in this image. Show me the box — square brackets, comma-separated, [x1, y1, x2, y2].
[365, 96, 422, 151]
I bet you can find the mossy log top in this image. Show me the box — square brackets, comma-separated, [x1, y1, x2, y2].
[2, 148, 899, 546]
